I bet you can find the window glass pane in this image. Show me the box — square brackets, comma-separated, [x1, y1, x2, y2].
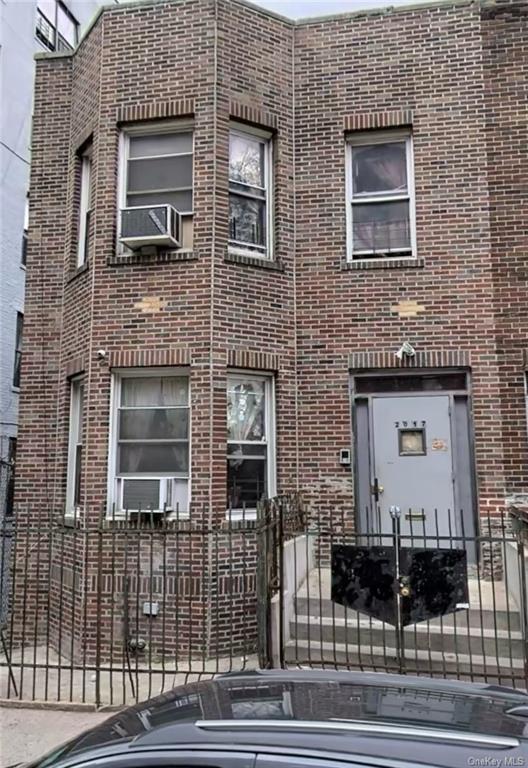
[227, 456, 266, 509]
[127, 155, 193, 193]
[126, 190, 193, 214]
[352, 200, 410, 253]
[37, 0, 55, 23]
[129, 133, 193, 158]
[227, 443, 267, 458]
[119, 408, 189, 440]
[229, 134, 265, 187]
[118, 443, 189, 474]
[352, 141, 407, 195]
[227, 380, 265, 441]
[229, 194, 266, 248]
[121, 377, 188, 407]
[122, 479, 159, 510]
[57, 5, 76, 45]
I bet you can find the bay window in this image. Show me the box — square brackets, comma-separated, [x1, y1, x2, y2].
[347, 130, 416, 260]
[109, 371, 190, 516]
[228, 125, 273, 259]
[227, 373, 275, 514]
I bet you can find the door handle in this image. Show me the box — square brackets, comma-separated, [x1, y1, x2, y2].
[371, 477, 384, 502]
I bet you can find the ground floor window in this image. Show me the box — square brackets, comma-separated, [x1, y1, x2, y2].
[109, 370, 190, 516]
[66, 377, 84, 515]
[227, 372, 275, 514]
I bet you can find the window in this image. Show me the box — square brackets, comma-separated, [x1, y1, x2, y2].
[36, 0, 78, 52]
[21, 195, 29, 267]
[66, 378, 84, 515]
[228, 125, 273, 259]
[119, 125, 194, 250]
[5, 438, 17, 517]
[77, 143, 92, 267]
[13, 312, 23, 389]
[109, 372, 190, 516]
[346, 130, 415, 260]
[227, 374, 275, 514]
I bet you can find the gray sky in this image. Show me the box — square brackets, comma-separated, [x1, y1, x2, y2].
[248, 0, 437, 18]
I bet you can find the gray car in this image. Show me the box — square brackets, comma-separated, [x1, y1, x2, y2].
[22, 669, 528, 768]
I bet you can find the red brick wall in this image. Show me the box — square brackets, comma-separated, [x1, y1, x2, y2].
[13, 0, 528, 663]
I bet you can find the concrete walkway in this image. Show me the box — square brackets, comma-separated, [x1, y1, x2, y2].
[0, 706, 109, 766]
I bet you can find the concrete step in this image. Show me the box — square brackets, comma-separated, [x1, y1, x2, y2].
[290, 614, 525, 659]
[294, 597, 521, 631]
[284, 638, 526, 685]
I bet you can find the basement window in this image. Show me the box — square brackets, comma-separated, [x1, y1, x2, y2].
[109, 370, 190, 518]
[227, 373, 276, 517]
[346, 129, 416, 261]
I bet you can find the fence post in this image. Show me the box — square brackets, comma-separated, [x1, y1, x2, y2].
[95, 516, 103, 708]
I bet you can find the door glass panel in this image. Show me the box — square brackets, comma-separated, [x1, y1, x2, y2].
[355, 373, 467, 394]
[399, 428, 426, 456]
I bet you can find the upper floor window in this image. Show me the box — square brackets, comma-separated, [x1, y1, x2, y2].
[36, 0, 78, 52]
[228, 125, 273, 260]
[77, 142, 92, 267]
[346, 130, 415, 261]
[13, 312, 23, 389]
[119, 125, 194, 250]
[21, 194, 29, 267]
[109, 371, 190, 517]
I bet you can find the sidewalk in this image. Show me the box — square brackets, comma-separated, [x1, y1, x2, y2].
[0, 706, 110, 766]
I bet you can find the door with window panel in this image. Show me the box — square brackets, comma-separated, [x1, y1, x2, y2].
[227, 375, 274, 512]
[113, 374, 190, 515]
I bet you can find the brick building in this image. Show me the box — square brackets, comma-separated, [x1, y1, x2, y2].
[13, 0, 528, 665]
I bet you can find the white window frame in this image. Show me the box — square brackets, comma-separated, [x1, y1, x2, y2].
[117, 120, 194, 254]
[66, 376, 84, 517]
[228, 123, 274, 261]
[77, 147, 92, 267]
[226, 370, 276, 520]
[107, 368, 191, 520]
[345, 129, 416, 262]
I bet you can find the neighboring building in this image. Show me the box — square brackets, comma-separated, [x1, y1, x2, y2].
[0, 0, 109, 522]
[11, 0, 528, 662]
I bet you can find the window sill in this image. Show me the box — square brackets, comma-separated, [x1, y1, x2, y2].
[67, 262, 89, 283]
[11, 386, 21, 394]
[108, 250, 197, 266]
[225, 251, 285, 272]
[341, 257, 424, 271]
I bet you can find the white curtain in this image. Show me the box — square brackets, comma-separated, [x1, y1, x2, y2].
[121, 376, 187, 407]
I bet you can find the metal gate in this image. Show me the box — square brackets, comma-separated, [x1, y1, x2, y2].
[264, 502, 528, 690]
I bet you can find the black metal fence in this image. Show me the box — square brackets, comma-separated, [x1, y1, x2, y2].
[278, 504, 528, 690]
[0, 497, 304, 708]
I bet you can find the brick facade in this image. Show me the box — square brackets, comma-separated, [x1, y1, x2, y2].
[14, 0, 528, 661]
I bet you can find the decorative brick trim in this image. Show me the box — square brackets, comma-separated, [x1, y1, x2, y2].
[65, 355, 87, 378]
[340, 257, 424, 271]
[108, 250, 198, 267]
[230, 100, 278, 131]
[225, 251, 285, 271]
[109, 348, 191, 369]
[227, 349, 281, 371]
[116, 99, 195, 124]
[343, 109, 413, 132]
[348, 350, 471, 370]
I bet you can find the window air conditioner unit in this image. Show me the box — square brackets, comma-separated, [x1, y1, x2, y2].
[120, 204, 181, 250]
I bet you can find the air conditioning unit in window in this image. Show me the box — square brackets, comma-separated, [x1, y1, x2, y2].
[120, 205, 181, 251]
